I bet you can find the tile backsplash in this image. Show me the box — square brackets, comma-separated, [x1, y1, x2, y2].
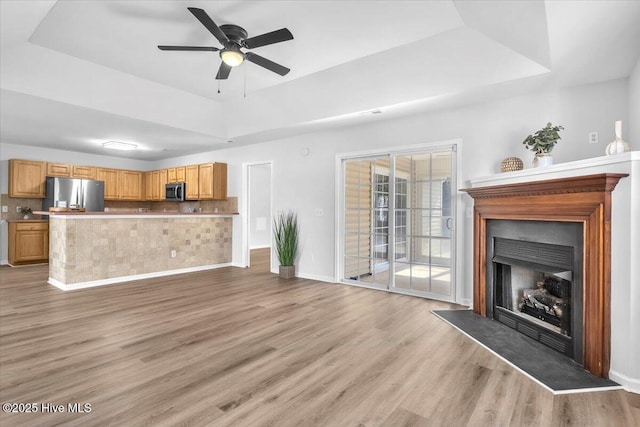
[0, 194, 46, 221]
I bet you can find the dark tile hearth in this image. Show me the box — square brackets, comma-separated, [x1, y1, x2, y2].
[432, 309, 620, 393]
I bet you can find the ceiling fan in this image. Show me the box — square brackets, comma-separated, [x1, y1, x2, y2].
[158, 7, 293, 80]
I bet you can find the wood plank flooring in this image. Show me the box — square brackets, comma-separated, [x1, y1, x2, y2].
[0, 264, 638, 426]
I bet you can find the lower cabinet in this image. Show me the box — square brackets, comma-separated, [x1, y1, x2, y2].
[8, 221, 49, 266]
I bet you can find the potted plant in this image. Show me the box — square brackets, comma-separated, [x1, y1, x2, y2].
[273, 211, 298, 279]
[19, 207, 32, 219]
[522, 122, 564, 167]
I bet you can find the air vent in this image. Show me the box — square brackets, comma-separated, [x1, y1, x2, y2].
[517, 322, 540, 340]
[494, 237, 573, 270]
[540, 333, 567, 353]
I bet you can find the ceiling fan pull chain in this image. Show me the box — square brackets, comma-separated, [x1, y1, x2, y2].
[244, 65, 247, 98]
[218, 79, 221, 94]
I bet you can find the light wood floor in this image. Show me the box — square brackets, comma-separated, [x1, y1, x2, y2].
[0, 265, 638, 426]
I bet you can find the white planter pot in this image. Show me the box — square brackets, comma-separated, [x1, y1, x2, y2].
[533, 154, 553, 168]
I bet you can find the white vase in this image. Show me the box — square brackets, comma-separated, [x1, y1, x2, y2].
[605, 120, 631, 155]
[533, 153, 553, 167]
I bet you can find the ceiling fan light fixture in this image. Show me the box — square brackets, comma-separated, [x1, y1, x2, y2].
[220, 48, 244, 67]
[103, 141, 138, 151]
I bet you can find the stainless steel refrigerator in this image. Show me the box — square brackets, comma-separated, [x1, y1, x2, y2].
[43, 177, 105, 212]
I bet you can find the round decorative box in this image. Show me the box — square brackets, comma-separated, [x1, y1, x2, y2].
[500, 157, 524, 172]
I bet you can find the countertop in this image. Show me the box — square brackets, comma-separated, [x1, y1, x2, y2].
[33, 210, 238, 218]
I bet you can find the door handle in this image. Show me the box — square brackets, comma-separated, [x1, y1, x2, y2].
[446, 217, 454, 230]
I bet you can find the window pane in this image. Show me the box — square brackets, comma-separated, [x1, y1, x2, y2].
[394, 262, 411, 289]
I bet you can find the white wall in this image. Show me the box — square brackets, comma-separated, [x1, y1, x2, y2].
[1, 77, 630, 291]
[248, 164, 271, 249]
[156, 77, 629, 297]
[629, 57, 640, 146]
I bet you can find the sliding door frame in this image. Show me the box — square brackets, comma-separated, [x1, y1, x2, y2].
[335, 139, 463, 304]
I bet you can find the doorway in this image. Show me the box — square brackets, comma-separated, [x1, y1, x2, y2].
[245, 162, 272, 272]
[340, 145, 458, 302]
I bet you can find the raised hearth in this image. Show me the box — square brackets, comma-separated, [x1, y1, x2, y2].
[462, 173, 627, 378]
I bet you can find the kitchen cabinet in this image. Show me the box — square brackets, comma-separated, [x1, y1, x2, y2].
[185, 165, 199, 200]
[213, 163, 227, 200]
[119, 170, 144, 200]
[144, 171, 153, 201]
[46, 163, 72, 177]
[96, 168, 119, 200]
[8, 221, 49, 266]
[151, 171, 160, 200]
[198, 163, 227, 200]
[9, 159, 47, 198]
[175, 167, 186, 182]
[168, 167, 186, 183]
[72, 165, 97, 179]
[159, 169, 168, 200]
[198, 163, 214, 199]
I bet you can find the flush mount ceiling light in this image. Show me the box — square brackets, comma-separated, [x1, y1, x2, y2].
[220, 46, 244, 67]
[103, 141, 137, 151]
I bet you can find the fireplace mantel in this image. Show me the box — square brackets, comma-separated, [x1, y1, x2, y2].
[462, 173, 628, 378]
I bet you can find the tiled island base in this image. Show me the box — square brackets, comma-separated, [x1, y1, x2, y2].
[48, 215, 233, 290]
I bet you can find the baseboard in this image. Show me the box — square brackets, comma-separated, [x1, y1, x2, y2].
[268, 269, 335, 284]
[249, 245, 271, 250]
[48, 263, 233, 291]
[0, 259, 8, 266]
[295, 272, 336, 283]
[457, 297, 472, 308]
[609, 370, 640, 394]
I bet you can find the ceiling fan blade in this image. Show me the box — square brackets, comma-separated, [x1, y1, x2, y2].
[244, 28, 293, 49]
[188, 7, 229, 46]
[158, 45, 219, 51]
[245, 52, 290, 76]
[216, 62, 232, 80]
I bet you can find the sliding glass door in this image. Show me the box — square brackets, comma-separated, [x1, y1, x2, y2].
[342, 146, 456, 301]
[344, 157, 390, 288]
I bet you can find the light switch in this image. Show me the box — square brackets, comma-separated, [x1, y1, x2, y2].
[1, 206, 7, 213]
[314, 208, 323, 216]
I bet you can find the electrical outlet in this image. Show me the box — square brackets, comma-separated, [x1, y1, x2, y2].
[16, 206, 22, 213]
[589, 132, 598, 144]
[171, 250, 177, 258]
[1, 206, 7, 213]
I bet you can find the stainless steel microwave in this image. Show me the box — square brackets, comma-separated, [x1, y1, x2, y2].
[166, 182, 186, 201]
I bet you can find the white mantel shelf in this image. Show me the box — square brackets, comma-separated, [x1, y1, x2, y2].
[469, 152, 639, 187]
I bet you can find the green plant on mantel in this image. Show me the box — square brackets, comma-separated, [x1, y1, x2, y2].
[273, 211, 298, 266]
[522, 122, 565, 154]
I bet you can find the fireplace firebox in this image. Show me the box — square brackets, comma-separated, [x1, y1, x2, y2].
[486, 219, 584, 363]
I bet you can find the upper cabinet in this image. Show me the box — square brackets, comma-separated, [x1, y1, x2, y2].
[46, 163, 72, 177]
[8, 159, 227, 202]
[198, 163, 227, 200]
[96, 168, 120, 200]
[72, 165, 97, 179]
[159, 169, 167, 200]
[9, 159, 47, 198]
[185, 165, 199, 200]
[213, 163, 227, 200]
[119, 170, 144, 200]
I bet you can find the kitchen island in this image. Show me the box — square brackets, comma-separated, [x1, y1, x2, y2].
[36, 211, 237, 290]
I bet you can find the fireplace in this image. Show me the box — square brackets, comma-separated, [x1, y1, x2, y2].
[462, 173, 627, 378]
[486, 220, 583, 363]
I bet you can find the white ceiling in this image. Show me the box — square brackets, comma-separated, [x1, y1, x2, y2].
[1, 0, 639, 161]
